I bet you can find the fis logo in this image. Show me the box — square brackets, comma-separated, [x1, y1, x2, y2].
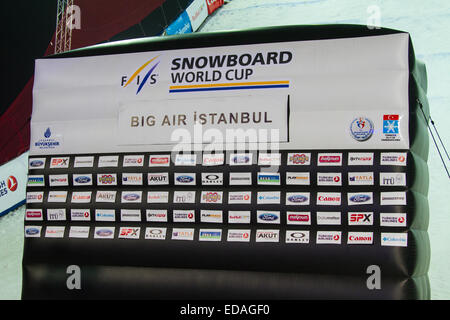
[121, 56, 160, 94]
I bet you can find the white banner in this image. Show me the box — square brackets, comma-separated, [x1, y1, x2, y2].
[186, 0, 209, 31]
[0, 152, 28, 216]
[31, 33, 410, 155]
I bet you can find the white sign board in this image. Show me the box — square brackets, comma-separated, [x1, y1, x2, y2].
[30, 33, 409, 155]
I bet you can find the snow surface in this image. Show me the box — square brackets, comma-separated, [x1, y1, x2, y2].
[1, 0, 449, 300]
[199, 0, 450, 300]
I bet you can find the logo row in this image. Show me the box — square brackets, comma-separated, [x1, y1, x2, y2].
[27, 171, 407, 187]
[24, 226, 408, 247]
[25, 208, 407, 227]
[28, 152, 407, 169]
[26, 190, 408, 206]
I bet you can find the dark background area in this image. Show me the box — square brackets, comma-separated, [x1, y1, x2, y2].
[0, 1, 57, 117]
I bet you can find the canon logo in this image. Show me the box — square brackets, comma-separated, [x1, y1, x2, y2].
[318, 196, 340, 202]
[349, 236, 372, 241]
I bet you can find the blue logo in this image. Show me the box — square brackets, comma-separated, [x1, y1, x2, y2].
[176, 175, 194, 183]
[29, 160, 44, 168]
[123, 193, 140, 201]
[200, 231, 221, 238]
[287, 195, 308, 203]
[350, 194, 371, 203]
[96, 229, 113, 237]
[35, 127, 60, 149]
[233, 156, 250, 164]
[44, 127, 51, 138]
[258, 174, 280, 183]
[258, 213, 279, 221]
[75, 176, 91, 184]
[350, 117, 374, 142]
[25, 228, 40, 235]
[383, 115, 399, 134]
[28, 177, 44, 184]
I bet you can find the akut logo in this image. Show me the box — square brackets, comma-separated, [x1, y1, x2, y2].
[121, 56, 160, 94]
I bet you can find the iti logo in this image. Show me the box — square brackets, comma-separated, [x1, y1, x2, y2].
[383, 115, 399, 134]
[121, 56, 160, 94]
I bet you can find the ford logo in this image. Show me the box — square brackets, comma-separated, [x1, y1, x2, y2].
[258, 213, 279, 221]
[75, 176, 91, 183]
[30, 160, 44, 167]
[288, 195, 308, 203]
[123, 193, 140, 201]
[233, 156, 249, 164]
[350, 194, 371, 203]
[176, 176, 194, 183]
[96, 229, 113, 237]
[25, 228, 40, 235]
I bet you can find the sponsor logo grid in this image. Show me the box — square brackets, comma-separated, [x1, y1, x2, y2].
[25, 151, 409, 246]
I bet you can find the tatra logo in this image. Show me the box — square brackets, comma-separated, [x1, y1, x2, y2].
[121, 56, 160, 94]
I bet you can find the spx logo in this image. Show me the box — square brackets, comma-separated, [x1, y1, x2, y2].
[121, 56, 160, 94]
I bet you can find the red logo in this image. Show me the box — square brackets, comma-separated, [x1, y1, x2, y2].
[398, 217, 405, 223]
[383, 114, 399, 120]
[290, 154, 309, 164]
[333, 235, 340, 241]
[350, 213, 364, 222]
[26, 211, 41, 218]
[319, 156, 340, 163]
[150, 157, 169, 164]
[206, 0, 223, 14]
[7, 176, 17, 192]
[288, 214, 309, 222]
